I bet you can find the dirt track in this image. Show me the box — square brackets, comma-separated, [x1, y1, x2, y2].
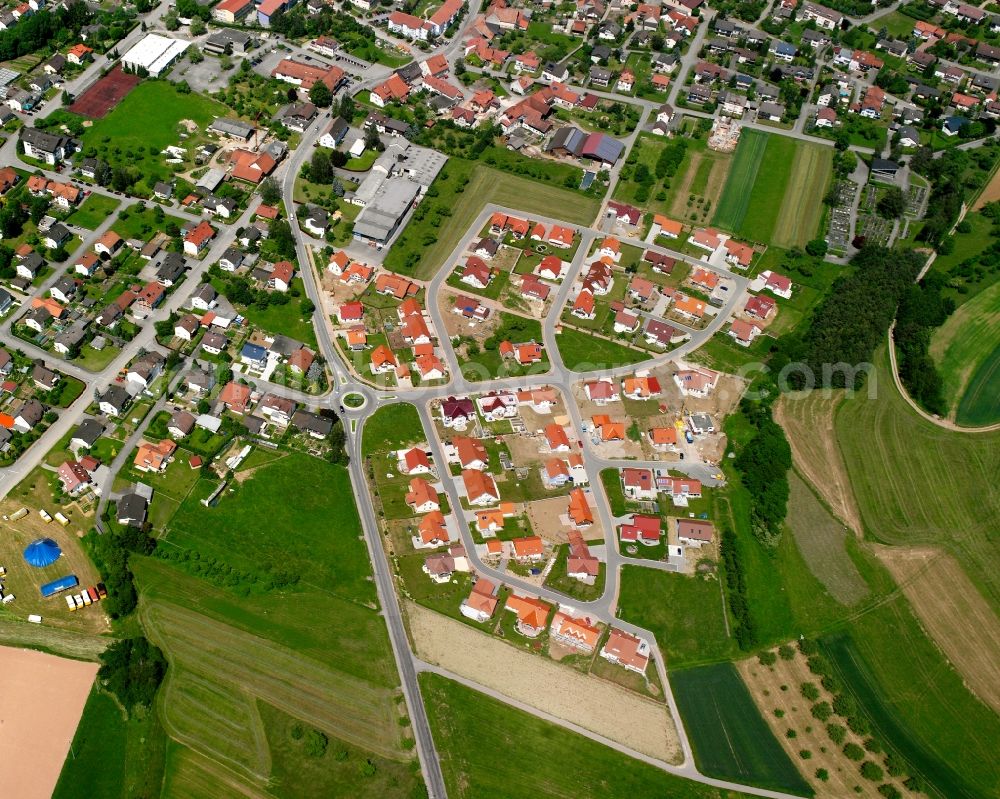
[405, 602, 681, 763]
[875, 546, 1000, 715]
[0, 646, 98, 799]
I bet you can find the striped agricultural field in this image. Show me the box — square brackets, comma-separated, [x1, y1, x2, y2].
[712, 129, 769, 232]
[772, 141, 833, 247]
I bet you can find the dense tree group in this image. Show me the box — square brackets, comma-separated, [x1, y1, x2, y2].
[98, 637, 168, 710]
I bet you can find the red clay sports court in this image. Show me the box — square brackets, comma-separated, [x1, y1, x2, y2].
[68, 65, 140, 119]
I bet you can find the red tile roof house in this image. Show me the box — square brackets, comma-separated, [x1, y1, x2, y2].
[584, 378, 620, 404]
[57, 460, 91, 495]
[462, 468, 500, 506]
[459, 256, 495, 289]
[461, 577, 499, 623]
[337, 301, 364, 325]
[184, 221, 216, 256]
[413, 510, 450, 549]
[566, 530, 600, 583]
[504, 593, 552, 637]
[571, 288, 596, 319]
[673, 366, 719, 398]
[447, 436, 489, 471]
[406, 477, 441, 513]
[729, 319, 762, 347]
[621, 467, 657, 501]
[268, 260, 295, 292]
[677, 518, 716, 547]
[620, 513, 661, 545]
[399, 446, 433, 475]
[550, 612, 601, 652]
[219, 381, 252, 414]
[520, 274, 551, 302]
[510, 535, 545, 562]
[744, 294, 775, 320]
[568, 487, 594, 527]
[764, 271, 793, 299]
[600, 628, 650, 674]
[544, 422, 572, 452]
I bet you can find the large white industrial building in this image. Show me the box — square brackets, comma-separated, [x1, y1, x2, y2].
[120, 34, 191, 78]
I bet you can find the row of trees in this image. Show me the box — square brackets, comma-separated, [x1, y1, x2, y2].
[720, 528, 758, 650]
[894, 271, 955, 415]
[733, 396, 793, 549]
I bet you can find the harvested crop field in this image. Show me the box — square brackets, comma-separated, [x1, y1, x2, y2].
[786, 472, 868, 606]
[405, 601, 681, 763]
[875, 546, 1000, 714]
[69, 65, 140, 118]
[774, 392, 860, 534]
[773, 142, 832, 248]
[0, 646, 98, 799]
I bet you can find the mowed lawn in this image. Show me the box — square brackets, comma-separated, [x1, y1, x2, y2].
[616, 566, 737, 668]
[164, 452, 376, 604]
[771, 142, 832, 248]
[671, 664, 811, 795]
[556, 326, 651, 371]
[712, 129, 769, 234]
[835, 347, 1000, 609]
[362, 402, 423, 456]
[384, 158, 600, 281]
[930, 278, 1000, 424]
[421, 673, 758, 799]
[65, 193, 119, 230]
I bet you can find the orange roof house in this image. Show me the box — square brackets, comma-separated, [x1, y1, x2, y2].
[544, 422, 571, 451]
[551, 611, 600, 651]
[229, 149, 277, 183]
[653, 214, 683, 238]
[405, 477, 440, 512]
[592, 414, 625, 441]
[511, 535, 545, 560]
[32, 297, 66, 318]
[568, 488, 593, 526]
[219, 381, 251, 413]
[133, 439, 177, 472]
[417, 511, 449, 546]
[673, 294, 706, 320]
[504, 594, 552, 636]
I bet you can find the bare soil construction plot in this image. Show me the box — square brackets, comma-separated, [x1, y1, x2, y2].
[738, 649, 909, 799]
[0, 646, 98, 799]
[406, 602, 681, 763]
[875, 546, 1000, 715]
[774, 391, 862, 534]
[786, 472, 868, 606]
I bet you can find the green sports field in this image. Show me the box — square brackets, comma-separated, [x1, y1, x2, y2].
[420, 672, 757, 799]
[713, 132, 831, 246]
[671, 663, 812, 795]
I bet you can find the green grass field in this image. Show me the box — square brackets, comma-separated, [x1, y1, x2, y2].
[362, 402, 423, 456]
[930, 277, 1000, 424]
[164, 452, 376, 604]
[76, 82, 230, 185]
[65, 193, 119, 230]
[556, 327, 651, 371]
[132, 555, 414, 796]
[735, 134, 795, 244]
[421, 672, 757, 799]
[713, 130, 769, 234]
[616, 566, 737, 669]
[834, 347, 1000, 610]
[54, 686, 167, 799]
[384, 159, 600, 281]
[956, 341, 1000, 425]
[821, 596, 1000, 799]
[671, 663, 811, 795]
